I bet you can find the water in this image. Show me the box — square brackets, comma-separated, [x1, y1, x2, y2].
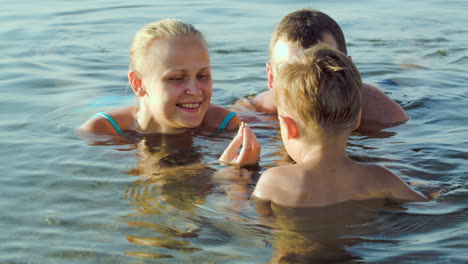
[1, 0, 467, 263]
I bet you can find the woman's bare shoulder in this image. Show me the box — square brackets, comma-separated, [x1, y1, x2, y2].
[79, 106, 136, 135]
[202, 104, 240, 131]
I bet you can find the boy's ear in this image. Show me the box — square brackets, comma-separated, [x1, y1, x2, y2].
[266, 63, 274, 90]
[354, 109, 362, 131]
[279, 115, 299, 139]
[128, 71, 146, 97]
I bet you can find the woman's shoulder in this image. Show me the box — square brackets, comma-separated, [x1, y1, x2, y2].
[79, 106, 136, 136]
[201, 104, 240, 132]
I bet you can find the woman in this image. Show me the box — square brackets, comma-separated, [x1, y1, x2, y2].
[80, 19, 259, 165]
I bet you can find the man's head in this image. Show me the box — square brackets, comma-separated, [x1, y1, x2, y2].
[267, 9, 347, 88]
[274, 45, 362, 138]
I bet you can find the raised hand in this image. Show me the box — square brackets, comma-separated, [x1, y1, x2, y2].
[219, 122, 261, 166]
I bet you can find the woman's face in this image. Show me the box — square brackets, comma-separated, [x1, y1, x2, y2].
[141, 35, 212, 133]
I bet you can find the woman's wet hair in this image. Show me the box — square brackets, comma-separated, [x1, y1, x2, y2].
[129, 19, 206, 75]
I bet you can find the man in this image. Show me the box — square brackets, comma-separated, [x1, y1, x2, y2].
[247, 9, 408, 131]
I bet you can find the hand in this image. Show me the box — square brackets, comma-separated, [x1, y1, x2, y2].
[219, 122, 261, 166]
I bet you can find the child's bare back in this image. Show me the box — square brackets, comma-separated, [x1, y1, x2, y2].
[254, 159, 427, 208]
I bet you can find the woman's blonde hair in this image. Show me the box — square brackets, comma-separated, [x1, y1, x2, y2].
[129, 19, 205, 75]
[274, 44, 362, 137]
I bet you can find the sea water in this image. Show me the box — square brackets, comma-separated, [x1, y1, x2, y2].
[1, 0, 467, 263]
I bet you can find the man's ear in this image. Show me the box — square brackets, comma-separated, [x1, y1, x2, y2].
[128, 71, 146, 97]
[266, 62, 274, 90]
[353, 109, 362, 131]
[279, 115, 299, 139]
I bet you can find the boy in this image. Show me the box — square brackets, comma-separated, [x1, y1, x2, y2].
[252, 45, 427, 210]
[244, 9, 408, 131]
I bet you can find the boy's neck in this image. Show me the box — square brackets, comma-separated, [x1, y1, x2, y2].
[290, 133, 350, 165]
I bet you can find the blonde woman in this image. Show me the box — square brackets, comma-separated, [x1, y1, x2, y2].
[81, 19, 259, 165]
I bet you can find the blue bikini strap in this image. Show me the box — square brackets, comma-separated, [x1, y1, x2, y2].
[213, 111, 237, 135]
[94, 112, 130, 138]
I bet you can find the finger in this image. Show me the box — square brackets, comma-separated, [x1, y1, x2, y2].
[247, 125, 261, 155]
[230, 124, 245, 151]
[244, 124, 260, 152]
[219, 139, 239, 162]
[237, 124, 259, 165]
[219, 126, 244, 162]
[245, 124, 261, 160]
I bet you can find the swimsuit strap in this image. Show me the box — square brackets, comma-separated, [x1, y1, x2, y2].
[213, 111, 237, 135]
[94, 112, 131, 138]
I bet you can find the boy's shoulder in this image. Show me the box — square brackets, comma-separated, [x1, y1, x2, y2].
[252, 164, 301, 203]
[353, 162, 399, 188]
[356, 162, 428, 202]
[357, 163, 403, 184]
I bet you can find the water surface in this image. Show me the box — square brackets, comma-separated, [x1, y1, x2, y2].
[1, 0, 467, 263]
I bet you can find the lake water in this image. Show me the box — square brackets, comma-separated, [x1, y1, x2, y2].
[1, 0, 467, 263]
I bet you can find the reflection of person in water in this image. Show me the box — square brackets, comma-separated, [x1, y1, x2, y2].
[123, 131, 261, 260]
[123, 132, 215, 259]
[126, 132, 215, 213]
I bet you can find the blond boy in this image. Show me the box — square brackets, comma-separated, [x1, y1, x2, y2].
[252, 45, 427, 210]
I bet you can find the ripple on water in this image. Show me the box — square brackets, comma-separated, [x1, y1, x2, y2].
[0, 1, 467, 263]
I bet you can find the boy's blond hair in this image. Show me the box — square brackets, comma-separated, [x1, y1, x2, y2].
[274, 45, 362, 137]
[129, 19, 205, 76]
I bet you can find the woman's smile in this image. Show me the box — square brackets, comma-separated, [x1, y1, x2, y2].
[176, 101, 203, 112]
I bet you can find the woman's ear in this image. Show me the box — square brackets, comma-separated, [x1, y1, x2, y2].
[266, 62, 274, 90]
[279, 115, 299, 139]
[129, 71, 146, 97]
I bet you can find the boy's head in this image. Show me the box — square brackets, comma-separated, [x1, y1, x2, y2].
[267, 9, 347, 88]
[274, 45, 362, 138]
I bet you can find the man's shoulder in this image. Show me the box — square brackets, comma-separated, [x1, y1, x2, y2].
[251, 90, 277, 114]
[358, 83, 408, 131]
